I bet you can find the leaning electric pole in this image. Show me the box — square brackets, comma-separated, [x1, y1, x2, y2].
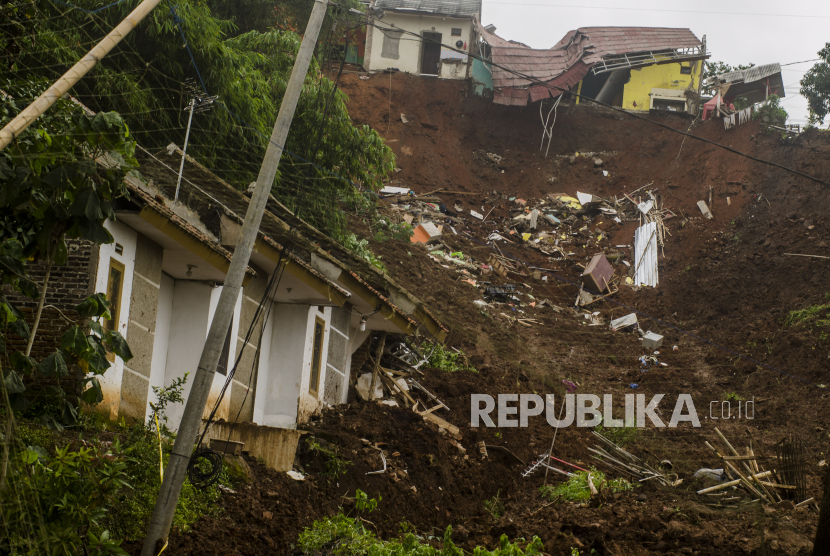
[140, 0, 330, 553]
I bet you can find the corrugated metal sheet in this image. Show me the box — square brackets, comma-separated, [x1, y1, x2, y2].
[714, 63, 781, 85]
[376, 0, 481, 18]
[476, 19, 702, 106]
[634, 222, 659, 287]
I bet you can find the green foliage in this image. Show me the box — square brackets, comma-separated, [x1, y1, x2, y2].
[785, 294, 830, 332]
[297, 501, 544, 555]
[101, 425, 230, 541]
[752, 94, 788, 129]
[342, 233, 386, 272]
[2, 440, 131, 555]
[724, 392, 744, 402]
[148, 372, 189, 438]
[3, 0, 395, 238]
[425, 342, 476, 373]
[0, 80, 135, 429]
[483, 490, 505, 521]
[800, 43, 830, 125]
[539, 469, 636, 502]
[306, 436, 352, 479]
[595, 417, 638, 446]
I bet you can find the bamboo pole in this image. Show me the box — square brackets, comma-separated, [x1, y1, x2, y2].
[715, 428, 775, 502]
[368, 331, 387, 401]
[696, 471, 773, 495]
[0, 0, 164, 150]
[705, 441, 767, 501]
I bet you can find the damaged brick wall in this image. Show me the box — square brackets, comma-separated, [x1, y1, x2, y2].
[2, 238, 98, 394]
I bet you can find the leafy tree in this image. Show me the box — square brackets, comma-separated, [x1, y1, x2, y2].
[1, 78, 135, 491]
[1, 0, 392, 239]
[752, 94, 788, 129]
[800, 43, 830, 125]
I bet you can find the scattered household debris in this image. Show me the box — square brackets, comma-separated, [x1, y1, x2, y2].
[589, 431, 681, 487]
[641, 331, 664, 350]
[697, 200, 713, 219]
[610, 313, 638, 331]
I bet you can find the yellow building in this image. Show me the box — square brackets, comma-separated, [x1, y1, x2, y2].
[621, 60, 703, 112]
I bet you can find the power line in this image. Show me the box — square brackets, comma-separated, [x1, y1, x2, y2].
[478, 2, 830, 20]
[367, 17, 830, 189]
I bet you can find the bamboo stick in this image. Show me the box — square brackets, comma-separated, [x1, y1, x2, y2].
[696, 470, 773, 494]
[705, 441, 767, 501]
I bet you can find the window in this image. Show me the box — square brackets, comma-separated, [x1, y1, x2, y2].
[380, 29, 404, 59]
[451, 28, 462, 37]
[216, 320, 234, 376]
[105, 259, 125, 332]
[309, 317, 325, 396]
[680, 65, 692, 75]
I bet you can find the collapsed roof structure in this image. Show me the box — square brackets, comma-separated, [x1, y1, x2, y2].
[474, 20, 708, 107]
[703, 63, 785, 104]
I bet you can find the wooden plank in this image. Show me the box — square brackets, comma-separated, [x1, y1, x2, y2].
[421, 411, 460, 436]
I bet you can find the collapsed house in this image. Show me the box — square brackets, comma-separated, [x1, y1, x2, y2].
[15, 141, 446, 468]
[472, 21, 709, 114]
[701, 63, 785, 121]
[364, 0, 482, 79]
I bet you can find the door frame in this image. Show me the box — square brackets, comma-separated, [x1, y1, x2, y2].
[420, 31, 442, 76]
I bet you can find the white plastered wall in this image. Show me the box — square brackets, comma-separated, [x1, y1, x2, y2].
[95, 220, 137, 421]
[254, 304, 332, 429]
[145, 272, 174, 422]
[161, 281, 241, 431]
[365, 12, 473, 78]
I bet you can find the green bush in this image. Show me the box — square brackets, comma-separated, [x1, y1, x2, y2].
[426, 343, 476, 373]
[594, 417, 638, 446]
[483, 490, 505, 521]
[539, 469, 636, 502]
[297, 490, 543, 555]
[2, 441, 131, 555]
[305, 436, 352, 480]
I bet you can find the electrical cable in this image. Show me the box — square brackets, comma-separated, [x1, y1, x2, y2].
[364, 16, 830, 189]
[187, 243, 292, 488]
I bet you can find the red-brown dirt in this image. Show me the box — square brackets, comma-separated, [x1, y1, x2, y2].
[142, 73, 830, 555]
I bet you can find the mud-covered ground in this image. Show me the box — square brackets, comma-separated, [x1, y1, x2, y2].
[137, 73, 830, 555]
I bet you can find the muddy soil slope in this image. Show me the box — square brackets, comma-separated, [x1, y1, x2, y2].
[144, 74, 830, 556]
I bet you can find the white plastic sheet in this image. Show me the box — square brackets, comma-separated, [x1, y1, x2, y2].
[634, 221, 658, 287]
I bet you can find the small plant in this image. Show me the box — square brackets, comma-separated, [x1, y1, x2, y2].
[539, 469, 636, 502]
[753, 94, 789, 131]
[355, 489, 380, 513]
[305, 437, 352, 479]
[484, 490, 505, 521]
[724, 392, 744, 402]
[342, 233, 386, 272]
[148, 373, 189, 438]
[731, 233, 741, 244]
[785, 294, 830, 330]
[595, 417, 638, 446]
[425, 342, 476, 373]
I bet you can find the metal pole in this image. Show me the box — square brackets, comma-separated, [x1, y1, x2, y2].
[175, 98, 195, 201]
[0, 0, 164, 151]
[140, 0, 330, 553]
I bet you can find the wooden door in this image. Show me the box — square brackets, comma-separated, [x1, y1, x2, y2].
[421, 32, 442, 75]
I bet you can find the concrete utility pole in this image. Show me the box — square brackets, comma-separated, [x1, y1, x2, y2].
[815, 465, 830, 556]
[140, 0, 330, 553]
[0, 0, 164, 151]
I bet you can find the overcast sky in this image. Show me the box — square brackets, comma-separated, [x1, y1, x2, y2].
[479, 0, 829, 127]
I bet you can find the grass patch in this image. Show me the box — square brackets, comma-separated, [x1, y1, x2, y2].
[784, 294, 830, 329]
[595, 417, 638, 446]
[539, 469, 636, 502]
[297, 490, 544, 555]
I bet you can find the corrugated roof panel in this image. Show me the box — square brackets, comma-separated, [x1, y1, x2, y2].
[716, 63, 781, 85]
[476, 19, 703, 106]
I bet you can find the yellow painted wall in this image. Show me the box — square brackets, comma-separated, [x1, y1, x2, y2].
[621, 60, 702, 111]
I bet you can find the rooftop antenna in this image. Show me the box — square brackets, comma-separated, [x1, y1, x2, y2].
[175, 78, 218, 200]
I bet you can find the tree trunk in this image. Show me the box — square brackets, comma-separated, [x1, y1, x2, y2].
[24, 255, 53, 356]
[0, 361, 15, 492]
[814, 465, 830, 556]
